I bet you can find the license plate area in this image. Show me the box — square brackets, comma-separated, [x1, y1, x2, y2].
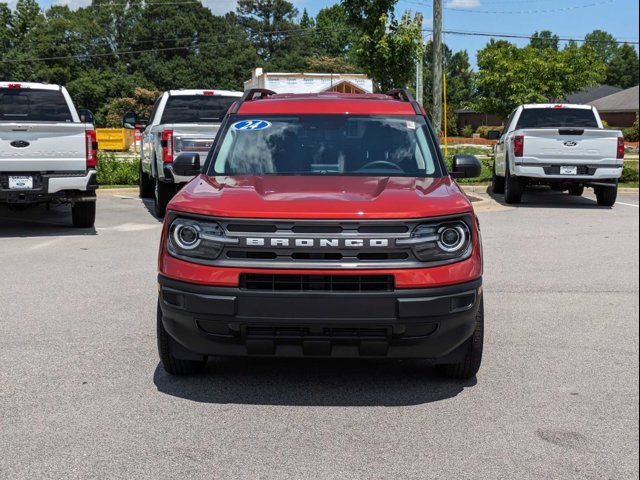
[560, 166, 578, 175]
[8, 175, 33, 190]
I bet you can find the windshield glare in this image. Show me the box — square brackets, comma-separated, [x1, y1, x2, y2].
[209, 115, 441, 177]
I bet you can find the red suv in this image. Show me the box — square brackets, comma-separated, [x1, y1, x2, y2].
[157, 89, 484, 379]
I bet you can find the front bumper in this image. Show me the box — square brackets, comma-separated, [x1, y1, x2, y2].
[158, 274, 483, 360]
[0, 170, 98, 203]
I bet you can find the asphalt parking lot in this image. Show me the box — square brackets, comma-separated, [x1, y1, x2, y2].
[1, 188, 638, 480]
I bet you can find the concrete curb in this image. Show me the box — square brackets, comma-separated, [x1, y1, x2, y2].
[97, 187, 139, 196]
[462, 185, 638, 195]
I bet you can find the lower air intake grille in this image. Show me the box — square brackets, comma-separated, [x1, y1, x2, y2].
[240, 274, 395, 292]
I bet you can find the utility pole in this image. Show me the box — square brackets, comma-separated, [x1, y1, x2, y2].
[415, 13, 424, 105]
[432, 0, 443, 137]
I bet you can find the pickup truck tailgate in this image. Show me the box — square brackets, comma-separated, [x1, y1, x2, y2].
[0, 123, 87, 172]
[520, 128, 620, 163]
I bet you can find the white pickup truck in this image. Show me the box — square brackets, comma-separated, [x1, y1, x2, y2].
[0, 82, 98, 227]
[137, 89, 242, 217]
[490, 104, 624, 206]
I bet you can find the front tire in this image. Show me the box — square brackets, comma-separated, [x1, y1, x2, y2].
[139, 161, 154, 198]
[71, 201, 96, 228]
[504, 163, 523, 204]
[154, 178, 175, 218]
[157, 303, 207, 375]
[595, 183, 618, 207]
[491, 161, 505, 194]
[438, 297, 484, 380]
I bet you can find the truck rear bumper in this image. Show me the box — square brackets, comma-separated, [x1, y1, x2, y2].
[158, 274, 483, 361]
[513, 162, 623, 181]
[0, 170, 97, 203]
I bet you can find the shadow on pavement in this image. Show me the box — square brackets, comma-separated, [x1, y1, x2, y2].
[0, 204, 96, 238]
[154, 358, 475, 407]
[487, 186, 605, 210]
[140, 198, 163, 223]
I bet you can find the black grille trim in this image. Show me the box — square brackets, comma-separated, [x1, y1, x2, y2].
[240, 274, 395, 292]
[245, 325, 391, 341]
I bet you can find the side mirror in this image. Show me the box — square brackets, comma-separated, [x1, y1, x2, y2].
[173, 153, 201, 177]
[79, 108, 94, 124]
[451, 154, 482, 179]
[122, 111, 137, 129]
[135, 119, 149, 130]
[486, 130, 502, 140]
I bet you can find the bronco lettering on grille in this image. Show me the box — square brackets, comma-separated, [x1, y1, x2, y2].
[244, 238, 389, 248]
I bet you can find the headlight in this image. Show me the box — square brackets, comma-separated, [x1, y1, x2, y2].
[398, 219, 472, 263]
[167, 218, 236, 261]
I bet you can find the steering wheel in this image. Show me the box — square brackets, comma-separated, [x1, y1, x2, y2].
[356, 160, 404, 173]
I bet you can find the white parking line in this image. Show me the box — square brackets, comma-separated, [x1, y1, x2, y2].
[616, 202, 639, 207]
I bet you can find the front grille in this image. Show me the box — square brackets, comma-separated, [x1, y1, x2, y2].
[240, 274, 395, 292]
[215, 218, 420, 268]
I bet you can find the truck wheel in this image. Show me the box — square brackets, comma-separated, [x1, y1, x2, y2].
[568, 185, 584, 196]
[491, 162, 505, 194]
[154, 178, 175, 218]
[157, 303, 206, 375]
[595, 184, 618, 207]
[71, 201, 96, 228]
[437, 297, 484, 380]
[139, 161, 154, 198]
[504, 165, 523, 204]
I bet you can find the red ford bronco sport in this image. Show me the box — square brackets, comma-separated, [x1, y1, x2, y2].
[157, 89, 484, 379]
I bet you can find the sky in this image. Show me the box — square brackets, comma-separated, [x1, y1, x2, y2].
[12, 0, 640, 69]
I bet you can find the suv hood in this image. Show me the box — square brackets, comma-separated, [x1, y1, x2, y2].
[168, 175, 472, 219]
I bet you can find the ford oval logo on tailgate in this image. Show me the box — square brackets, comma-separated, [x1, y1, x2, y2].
[563, 141, 578, 147]
[10, 140, 30, 148]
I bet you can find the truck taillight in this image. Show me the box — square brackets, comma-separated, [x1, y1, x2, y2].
[617, 137, 625, 159]
[86, 130, 97, 168]
[162, 130, 174, 163]
[513, 135, 524, 157]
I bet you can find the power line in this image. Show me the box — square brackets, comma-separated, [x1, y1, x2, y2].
[402, 0, 618, 14]
[73, 1, 205, 7]
[1, 22, 637, 64]
[431, 28, 639, 44]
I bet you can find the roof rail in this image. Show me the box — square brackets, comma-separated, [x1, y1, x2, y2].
[385, 88, 423, 115]
[231, 88, 277, 114]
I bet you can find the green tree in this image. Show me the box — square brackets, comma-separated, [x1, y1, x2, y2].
[584, 29, 619, 64]
[237, 0, 299, 62]
[0, 3, 11, 53]
[315, 4, 355, 58]
[606, 43, 639, 88]
[530, 30, 559, 51]
[96, 87, 160, 127]
[475, 40, 606, 118]
[422, 41, 474, 110]
[343, 0, 423, 91]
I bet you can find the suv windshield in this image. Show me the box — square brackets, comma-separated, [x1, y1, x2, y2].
[161, 95, 238, 123]
[209, 115, 442, 177]
[0, 88, 72, 122]
[515, 108, 599, 129]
